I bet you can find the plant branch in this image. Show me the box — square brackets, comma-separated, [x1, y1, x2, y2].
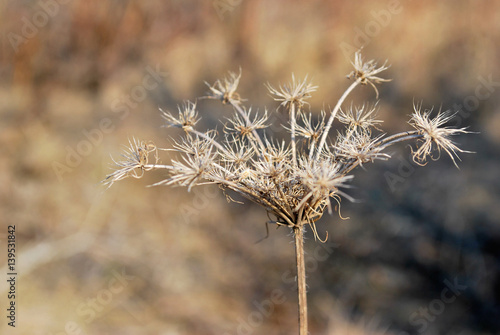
[315, 78, 361, 160]
[143, 164, 172, 170]
[374, 130, 421, 149]
[290, 103, 298, 167]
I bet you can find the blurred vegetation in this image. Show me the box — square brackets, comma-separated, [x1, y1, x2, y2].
[0, 0, 499, 334]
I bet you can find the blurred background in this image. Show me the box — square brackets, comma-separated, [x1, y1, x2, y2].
[1, 1, 499, 334]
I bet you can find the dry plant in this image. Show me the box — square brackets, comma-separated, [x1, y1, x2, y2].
[104, 51, 471, 335]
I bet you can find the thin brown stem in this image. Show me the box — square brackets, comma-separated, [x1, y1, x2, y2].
[294, 223, 308, 335]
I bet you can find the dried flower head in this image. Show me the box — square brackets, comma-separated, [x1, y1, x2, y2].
[347, 50, 391, 98]
[105, 50, 473, 335]
[267, 74, 318, 109]
[221, 136, 254, 165]
[338, 103, 383, 133]
[335, 131, 390, 167]
[292, 110, 325, 143]
[409, 104, 472, 167]
[106, 51, 471, 228]
[104, 138, 159, 187]
[296, 159, 353, 215]
[204, 69, 243, 104]
[161, 101, 200, 132]
[225, 107, 269, 137]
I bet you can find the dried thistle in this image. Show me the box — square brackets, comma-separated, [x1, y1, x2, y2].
[104, 50, 472, 335]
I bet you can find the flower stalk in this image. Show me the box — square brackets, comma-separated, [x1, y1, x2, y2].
[294, 224, 308, 335]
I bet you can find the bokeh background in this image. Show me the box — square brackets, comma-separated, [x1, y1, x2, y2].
[1, 1, 499, 334]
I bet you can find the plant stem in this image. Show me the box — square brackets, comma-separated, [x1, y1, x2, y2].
[374, 130, 421, 149]
[294, 224, 308, 335]
[315, 78, 360, 160]
[290, 102, 298, 167]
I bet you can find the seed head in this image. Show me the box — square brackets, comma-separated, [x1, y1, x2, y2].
[161, 101, 200, 132]
[293, 111, 326, 144]
[347, 50, 391, 98]
[225, 107, 269, 137]
[221, 136, 254, 166]
[409, 104, 472, 167]
[104, 138, 158, 187]
[105, 50, 472, 237]
[338, 103, 383, 133]
[296, 160, 353, 214]
[155, 139, 216, 191]
[335, 131, 390, 167]
[204, 69, 243, 104]
[267, 74, 317, 109]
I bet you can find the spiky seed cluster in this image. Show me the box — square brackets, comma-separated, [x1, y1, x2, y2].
[161, 101, 200, 132]
[335, 131, 390, 167]
[338, 104, 382, 133]
[296, 160, 353, 215]
[347, 52, 391, 98]
[204, 69, 243, 104]
[105, 50, 471, 239]
[156, 142, 216, 191]
[225, 107, 269, 137]
[409, 104, 472, 167]
[104, 138, 159, 185]
[266, 74, 318, 108]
